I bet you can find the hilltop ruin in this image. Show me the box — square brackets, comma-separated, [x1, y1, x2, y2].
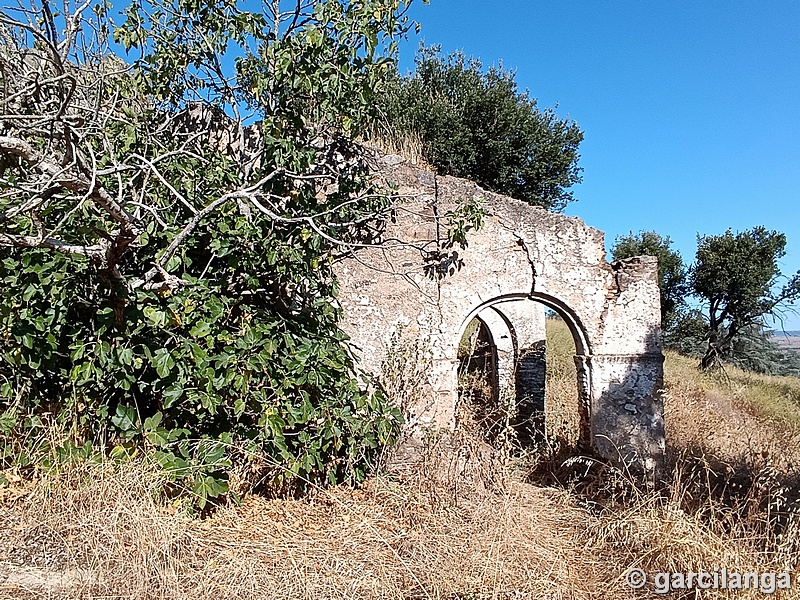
[337, 155, 666, 475]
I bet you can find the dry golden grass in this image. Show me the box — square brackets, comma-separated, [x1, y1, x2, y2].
[666, 351, 800, 433]
[2, 338, 800, 599]
[544, 317, 580, 446]
[585, 490, 799, 599]
[0, 453, 630, 600]
[3, 439, 797, 599]
[361, 129, 430, 168]
[664, 350, 800, 473]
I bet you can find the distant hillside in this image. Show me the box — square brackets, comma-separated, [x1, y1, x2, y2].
[771, 330, 800, 351]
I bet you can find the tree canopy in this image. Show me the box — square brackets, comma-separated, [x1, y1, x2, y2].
[376, 45, 584, 212]
[610, 227, 800, 373]
[691, 227, 800, 370]
[0, 0, 430, 505]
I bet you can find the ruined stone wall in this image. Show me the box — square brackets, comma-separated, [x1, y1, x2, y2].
[336, 154, 665, 474]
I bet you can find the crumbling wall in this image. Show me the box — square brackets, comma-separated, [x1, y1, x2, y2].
[336, 154, 665, 474]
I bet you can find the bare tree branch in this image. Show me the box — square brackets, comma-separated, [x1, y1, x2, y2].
[1, 0, 436, 303]
[0, 231, 104, 256]
[0, 135, 139, 230]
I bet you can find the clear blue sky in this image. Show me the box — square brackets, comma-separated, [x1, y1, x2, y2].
[399, 0, 800, 330]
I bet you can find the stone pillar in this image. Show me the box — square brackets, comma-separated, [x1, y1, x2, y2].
[590, 353, 666, 479]
[476, 307, 516, 401]
[573, 354, 593, 451]
[515, 341, 547, 445]
[491, 300, 547, 444]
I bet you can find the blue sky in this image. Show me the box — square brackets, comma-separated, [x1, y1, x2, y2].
[398, 1, 800, 330]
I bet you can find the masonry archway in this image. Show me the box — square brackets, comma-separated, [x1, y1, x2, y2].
[336, 155, 667, 476]
[456, 293, 593, 451]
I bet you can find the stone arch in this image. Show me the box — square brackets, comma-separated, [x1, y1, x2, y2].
[466, 308, 516, 404]
[336, 155, 666, 476]
[460, 292, 591, 355]
[459, 293, 592, 449]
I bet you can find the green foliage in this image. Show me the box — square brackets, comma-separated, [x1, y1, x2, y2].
[609, 227, 800, 376]
[662, 313, 800, 376]
[1, 0, 417, 506]
[376, 45, 583, 212]
[691, 227, 800, 370]
[0, 240, 401, 501]
[664, 310, 708, 358]
[443, 196, 486, 249]
[611, 231, 689, 335]
[116, 0, 411, 137]
[728, 325, 800, 377]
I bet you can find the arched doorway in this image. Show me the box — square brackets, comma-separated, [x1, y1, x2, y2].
[456, 312, 512, 447]
[455, 293, 593, 453]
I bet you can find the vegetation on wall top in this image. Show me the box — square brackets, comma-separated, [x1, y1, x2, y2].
[375, 44, 584, 213]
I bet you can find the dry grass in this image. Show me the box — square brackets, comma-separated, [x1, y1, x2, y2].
[544, 317, 580, 447]
[0, 452, 628, 600]
[361, 129, 430, 168]
[2, 437, 797, 599]
[585, 490, 799, 598]
[2, 341, 800, 599]
[666, 351, 800, 433]
[664, 350, 800, 473]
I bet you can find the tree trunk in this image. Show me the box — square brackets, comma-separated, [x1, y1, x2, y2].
[700, 343, 719, 370]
